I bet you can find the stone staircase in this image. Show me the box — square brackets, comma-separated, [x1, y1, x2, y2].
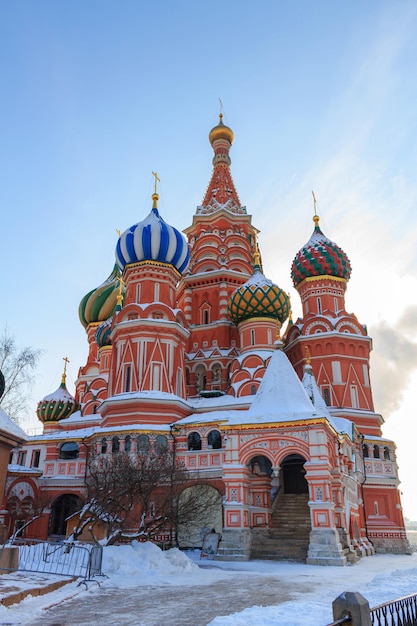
[250, 493, 311, 561]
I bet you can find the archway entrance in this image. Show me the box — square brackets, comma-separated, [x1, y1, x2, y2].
[177, 484, 222, 548]
[281, 454, 308, 494]
[49, 494, 84, 538]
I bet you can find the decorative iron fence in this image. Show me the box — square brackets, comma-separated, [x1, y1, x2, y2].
[371, 593, 417, 626]
[0, 539, 104, 585]
[327, 590, 417, 626]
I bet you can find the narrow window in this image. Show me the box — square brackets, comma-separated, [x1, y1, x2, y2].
[101, 437, 107, 454]
[363, 364, 369, 386]
[323, 387, 331, 406]
[374, 445, 380, 459]
[384, 446, 390, 460]
[350, 385, 359, 408]
[363, 444, 369, 458]
[124, 365, 131, 392]
[317, 297, 322, 315]
[250, 385, 257, 395]
[112, 436, 120, 454]
[203, 309, 209, 324]
[331, 361, 342, 383]
[136, 283, 141, 303]
[267, 329, 272, 345]
[137, 434, 150, 454]
[207, 430, 222, 449]
[374, 501, 379, 515]
[152, 364, 160, 391]
[334, 297, 338, 313]
[155, 435, 167, 454]
[188, 432, 202, 451]
[31, 450, 41, 468]
[125, 435, 131, 453]
[154, 282, 160, 302]
[18, 451, 27, 466]
[250, 329, 255, 345]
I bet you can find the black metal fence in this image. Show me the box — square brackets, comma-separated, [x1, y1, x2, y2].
[327, 590, 417, 626]
[0, 538, 104, 585]
[371, 593, 417, 626]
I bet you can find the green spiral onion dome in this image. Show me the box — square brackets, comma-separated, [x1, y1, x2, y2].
[95, 316, 113, 348]
[228, 264, 290, 325]
[291, 216, 351, 287]
[37, 376, 78, 423]
[78, 264, 122, 329]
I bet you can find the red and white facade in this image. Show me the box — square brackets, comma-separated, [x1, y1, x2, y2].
[5, 116, 409, 563]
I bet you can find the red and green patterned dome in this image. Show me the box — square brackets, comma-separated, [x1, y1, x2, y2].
[37, 375, 78, 423]
[228, 267, 290, 325]
[291, 216, 351, 287]
[79, 264, 122, 329]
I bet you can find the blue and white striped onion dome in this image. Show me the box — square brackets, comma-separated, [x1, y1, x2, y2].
[116, 206, 190, 274]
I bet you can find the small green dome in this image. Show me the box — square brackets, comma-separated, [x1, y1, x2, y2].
[37, 376, 78, 423]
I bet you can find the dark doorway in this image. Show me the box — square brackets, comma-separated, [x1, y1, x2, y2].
[49, 494, 84, 537]
[281, 454, 308, 494]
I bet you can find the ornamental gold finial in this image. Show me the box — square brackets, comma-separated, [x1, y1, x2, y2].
[305, 346, 311, 365]
[116, 228, 122, 238]
[116, 276, 124, 306]
[312, 191, 320, 227]
[253, 231, 261, 268]
[62, 356, 70, 384]
[152, 171, 160, 208]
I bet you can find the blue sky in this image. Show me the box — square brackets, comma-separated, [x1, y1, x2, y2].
[1, 1, 417, 517]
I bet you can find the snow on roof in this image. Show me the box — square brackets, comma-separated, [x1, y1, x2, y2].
[8, 463, 42, 474]
[104, 390, 189, 405]
[0, 407, 27, 441]
[229, 344, 320, 425]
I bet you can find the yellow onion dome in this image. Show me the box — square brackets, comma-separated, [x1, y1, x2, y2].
[78, 264, 122, 329]
[228, 265, 290, 325]
[37, 375, 78, 423]
[209, 113, 234, 146]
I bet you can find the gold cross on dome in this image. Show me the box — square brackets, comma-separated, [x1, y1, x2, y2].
[63, 356, 70, 375]
[312, 191, 318, 216]
[152, 171, 160, 194]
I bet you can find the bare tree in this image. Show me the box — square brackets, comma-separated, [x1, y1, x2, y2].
[0, 328, 42, 422]
[70, 450, 222, 546]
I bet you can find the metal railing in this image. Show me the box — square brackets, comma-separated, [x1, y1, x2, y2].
[0, 538, 104, 585]
[371, 593, 417, 626]
[327, 591, 417, 626]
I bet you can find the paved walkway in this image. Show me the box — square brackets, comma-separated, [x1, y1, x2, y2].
[26, 573, 309, 626]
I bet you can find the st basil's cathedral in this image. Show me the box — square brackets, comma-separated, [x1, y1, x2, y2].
[3, 115, 409, 564]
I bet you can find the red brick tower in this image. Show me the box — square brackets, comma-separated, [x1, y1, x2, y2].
[177, 115, 259, 397]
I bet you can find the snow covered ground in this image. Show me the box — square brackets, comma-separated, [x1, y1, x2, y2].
[0, 542, 416, 625]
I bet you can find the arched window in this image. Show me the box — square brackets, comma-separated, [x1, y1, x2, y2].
[323, 387, 331, 406]
[59, 442, 79, 460]
[155, 435, 168, 454]
[250, 385, 257, 395]
[374, 445, 380, 459]
[137, 435, 150, 454]
[188, 432, 202, 451]
[384, 446, 390, 460]
[207, 430, 221, 449]
[112, 436, 120, 454]
[101, 437, 107, 454]
[124, 435, 131, 453]
[363, 444, 369, 458]
[317, 297, 322, 315]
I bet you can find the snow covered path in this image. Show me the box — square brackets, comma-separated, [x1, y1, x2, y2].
[0, 544, 416, 626]
[27, 574, 299, 626]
